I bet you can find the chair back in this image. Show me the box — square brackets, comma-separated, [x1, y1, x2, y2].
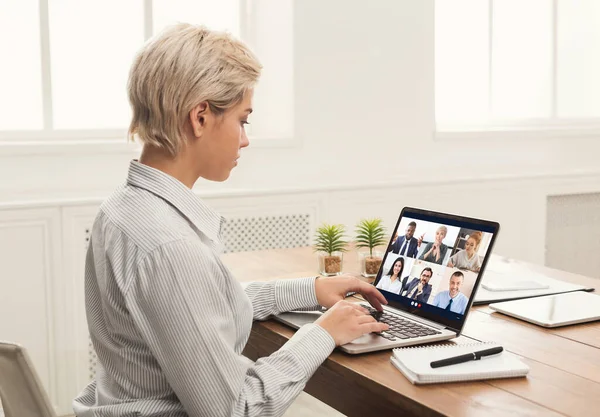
[0, 341, 57, 417]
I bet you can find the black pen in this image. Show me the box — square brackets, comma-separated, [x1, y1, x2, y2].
[430, 346, 504, 368]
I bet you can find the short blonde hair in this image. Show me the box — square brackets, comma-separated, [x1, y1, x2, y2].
[437, 226, 448, 236]
[127, 23, 262, 156]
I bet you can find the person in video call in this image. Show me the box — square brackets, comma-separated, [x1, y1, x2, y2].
[418, 225, 449, 265]
[401, 267, 433, 303]
[390, 221, 420, 257]
[432, 271, 469, 315]
[376, 257, 405, 294]
[447, 231, 483, 272]
[73, 24, 390, 417]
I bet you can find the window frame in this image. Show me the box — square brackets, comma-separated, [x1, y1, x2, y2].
[434, 0, 600, 140]
[0, 0, 297, 155]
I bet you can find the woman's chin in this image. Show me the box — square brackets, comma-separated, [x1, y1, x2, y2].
[201, 170, 232, 182]
[217, 171, 232, 181]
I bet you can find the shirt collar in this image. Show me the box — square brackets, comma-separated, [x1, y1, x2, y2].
[126, 160, 224, 244]
[449, 291, 462, 300]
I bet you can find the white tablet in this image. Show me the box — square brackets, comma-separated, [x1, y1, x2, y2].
[489, 291, 600, 328]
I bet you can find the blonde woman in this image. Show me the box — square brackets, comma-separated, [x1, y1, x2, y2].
[73, 24, 388, 417]
[448, 231, 483, 272]
[418, 225, 449, 265]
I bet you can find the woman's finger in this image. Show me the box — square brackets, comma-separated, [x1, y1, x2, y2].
[349, 303, 369, 315]
[357, 314, 377, 324]
[361, 322, 389, 334]
[358, 286, 388, 311]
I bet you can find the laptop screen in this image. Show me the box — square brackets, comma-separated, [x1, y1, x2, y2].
[372, 207, 499, 332]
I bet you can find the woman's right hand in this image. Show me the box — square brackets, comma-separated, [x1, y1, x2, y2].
[315, 300, 389, 346]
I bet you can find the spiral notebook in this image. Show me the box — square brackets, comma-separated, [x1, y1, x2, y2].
[390, 342, 529, 385]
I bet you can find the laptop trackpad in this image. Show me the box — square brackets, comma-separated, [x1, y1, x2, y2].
[345, 333, 382, 345]
[274, 311, 323, 329]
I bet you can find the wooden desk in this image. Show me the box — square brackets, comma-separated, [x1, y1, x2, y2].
[222, 247, 600, 417]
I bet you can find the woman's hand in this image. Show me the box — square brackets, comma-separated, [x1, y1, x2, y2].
[423, 243, 434, 260]
[315, 301, 389, 346]
[432, 243, 440, 261]
[315, 276, 388, 311]
[417, 233, 424, 247]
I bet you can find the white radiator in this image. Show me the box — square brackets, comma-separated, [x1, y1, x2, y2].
[221, 213, 311, 253]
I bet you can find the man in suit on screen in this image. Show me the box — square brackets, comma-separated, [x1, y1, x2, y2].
[390, 221, 419, 258]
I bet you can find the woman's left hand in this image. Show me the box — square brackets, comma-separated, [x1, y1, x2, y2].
[315, 276, 388, 311]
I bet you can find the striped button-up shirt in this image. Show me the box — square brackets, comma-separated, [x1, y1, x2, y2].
[73, 161, 335, 417]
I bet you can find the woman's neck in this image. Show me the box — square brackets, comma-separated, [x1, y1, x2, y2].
[139, 145, 199, 188]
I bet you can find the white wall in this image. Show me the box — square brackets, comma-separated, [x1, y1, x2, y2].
[1, 0, 598, 203]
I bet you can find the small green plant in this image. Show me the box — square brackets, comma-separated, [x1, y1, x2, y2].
[355, 218, 387, 257]
[313, 224, 348, 255]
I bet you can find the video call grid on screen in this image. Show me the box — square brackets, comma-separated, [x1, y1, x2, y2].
[373, 208, 497, 326]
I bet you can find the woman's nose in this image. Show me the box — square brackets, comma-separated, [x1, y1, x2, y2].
[240, 132, 250, 148]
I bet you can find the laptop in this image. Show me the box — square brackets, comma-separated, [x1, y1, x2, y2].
[274, 207, 500, 354]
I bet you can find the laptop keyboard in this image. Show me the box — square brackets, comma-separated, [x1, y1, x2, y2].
[365, 306, 442, 341]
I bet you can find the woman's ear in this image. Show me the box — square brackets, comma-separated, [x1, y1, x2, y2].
[189, 102, 209, 138]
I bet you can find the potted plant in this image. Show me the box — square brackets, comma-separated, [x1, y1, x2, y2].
[313, 224, 348, 276]
[355, 218, 387, 278]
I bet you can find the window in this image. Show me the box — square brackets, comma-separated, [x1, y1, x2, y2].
[0, 1, 43, 130]
[49, 0, 144, 130]
[435, 0, 600, 136]
[0, 0, 293, 144]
